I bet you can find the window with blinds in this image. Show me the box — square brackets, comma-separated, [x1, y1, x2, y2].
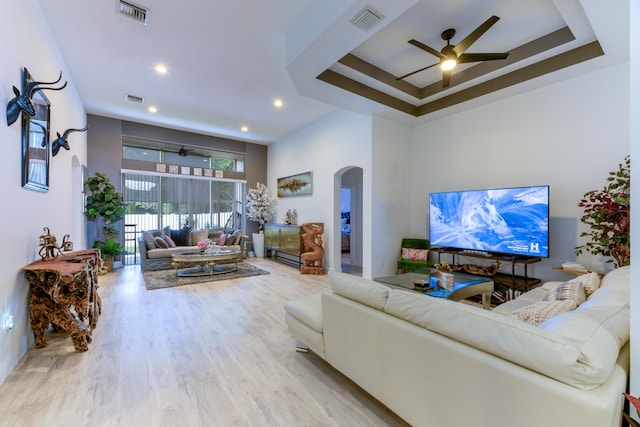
[123, 172, 245, 233]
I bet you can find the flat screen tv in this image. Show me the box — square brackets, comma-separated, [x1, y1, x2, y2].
[429, 185, 549, 258]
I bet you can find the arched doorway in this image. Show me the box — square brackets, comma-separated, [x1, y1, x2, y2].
[335, 166, 363, 275]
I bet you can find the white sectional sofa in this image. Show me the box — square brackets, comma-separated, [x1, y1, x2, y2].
[284, 267, 630, 427]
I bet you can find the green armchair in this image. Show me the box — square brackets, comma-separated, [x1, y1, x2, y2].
[397, 238, 430, 273]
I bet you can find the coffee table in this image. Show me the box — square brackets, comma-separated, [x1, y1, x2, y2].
[171, 250, 242, 277]
[374, 268, 494, 309]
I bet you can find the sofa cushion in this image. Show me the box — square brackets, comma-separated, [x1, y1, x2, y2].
[328, 271, 389, 311]
[284, 293, 323, 333]
[171, 227, 192, 246]
[542, 281, 586, 305]
[190, 229, 210, 245]
[510, 299, 578, 326]
[154, 236, 169, 249]
[384, 287, 622, 390]
[568, 272, 601, 297]
[163, 235, 176, 248]
[401, 248, 428, 261]
[147, 246, 199, 259]
[143, 231, 157, 250]
[227, 229, 242, 245]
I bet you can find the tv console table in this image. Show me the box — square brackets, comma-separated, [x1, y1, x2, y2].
[434, 247, 541, 301]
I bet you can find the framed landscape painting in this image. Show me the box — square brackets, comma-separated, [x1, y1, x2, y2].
[277, 171, 312, 197]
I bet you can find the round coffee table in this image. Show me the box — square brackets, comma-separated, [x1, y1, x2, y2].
[171, 250, 242, 277]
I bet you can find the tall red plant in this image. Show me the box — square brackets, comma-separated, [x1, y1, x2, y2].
[575, 156, 630, 268]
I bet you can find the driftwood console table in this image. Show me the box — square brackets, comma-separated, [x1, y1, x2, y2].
[22, 249, 102, 352]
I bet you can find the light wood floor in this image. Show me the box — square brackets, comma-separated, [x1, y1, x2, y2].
[0, 259, 408, 427]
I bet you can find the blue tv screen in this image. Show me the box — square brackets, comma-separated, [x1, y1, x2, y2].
[429, 185, 549, 258]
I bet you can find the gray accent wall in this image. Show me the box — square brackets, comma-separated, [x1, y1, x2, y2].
[86, 114, 268, 237]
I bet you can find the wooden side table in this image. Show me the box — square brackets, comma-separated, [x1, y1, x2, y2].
[22, 249, 102, 352]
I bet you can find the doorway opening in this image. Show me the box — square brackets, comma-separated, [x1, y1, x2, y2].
[337, 167, 362, 276]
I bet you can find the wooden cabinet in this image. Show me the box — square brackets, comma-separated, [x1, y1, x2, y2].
[264, 224, 306, 268]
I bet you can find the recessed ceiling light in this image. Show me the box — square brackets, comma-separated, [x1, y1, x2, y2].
[241, 126, 248, 132]
[273, 99, 283, 108]
[148, 106, 157, 113]
[155, 64, 168, 74]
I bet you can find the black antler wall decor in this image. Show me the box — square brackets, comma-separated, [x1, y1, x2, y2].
[51, 125, 88, 156]
[6, 70, 67, 126]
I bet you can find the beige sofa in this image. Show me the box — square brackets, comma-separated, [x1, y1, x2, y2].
[138, 227, 245, 271]
[284, 267, 630, 427]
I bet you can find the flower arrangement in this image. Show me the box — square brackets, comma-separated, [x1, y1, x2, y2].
[575, 155, 630, 268]
[246, 182, 276, 231]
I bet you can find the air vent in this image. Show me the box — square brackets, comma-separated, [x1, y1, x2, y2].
[118, 0, 149, 25]
[349, 6, 384, 32]
[126, 94, 144, 104]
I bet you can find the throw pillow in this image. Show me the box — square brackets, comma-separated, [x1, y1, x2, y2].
[569, 272, 601, 297]
[510, 300, 577, 326]
[401, 247, 428, 262]
[143, 231, 157, 250]
[163, 235, 176, 248]
[154, 236, 169, 249]
[542, 281, 586, 306]
[171, 227, 192, 246]
[191, 229, 210, 246]
[218, 233, 227, 246]
[227, 229, 241, 246]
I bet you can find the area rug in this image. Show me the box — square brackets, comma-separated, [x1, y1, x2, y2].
[143, 262, 270, 290]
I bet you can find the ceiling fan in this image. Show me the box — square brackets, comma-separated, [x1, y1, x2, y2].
[178, 146, 193, 157]
[397, 15, 509, 88]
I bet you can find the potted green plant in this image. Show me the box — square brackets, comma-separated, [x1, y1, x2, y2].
[93, 237, 125, 272]
[246, 182, 275, 257]
[575, 155, 630, 268]
[84, 172, 127, 270]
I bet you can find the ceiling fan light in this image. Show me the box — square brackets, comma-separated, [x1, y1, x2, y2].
[441, 59, 457, 71]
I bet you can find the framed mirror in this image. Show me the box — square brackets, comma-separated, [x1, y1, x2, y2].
[21, 68, 51, 192]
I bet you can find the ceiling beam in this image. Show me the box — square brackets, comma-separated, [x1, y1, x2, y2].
[317, 40, 603, 117]
[316, 70, 418, 115]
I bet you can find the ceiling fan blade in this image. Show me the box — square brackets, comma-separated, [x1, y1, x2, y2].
[408, 39, 446, 59]
[453, 15, 500, 57]
[457, 52, 509, 64]
[442, 69, 452, 88]
[396, 62, 439, 81]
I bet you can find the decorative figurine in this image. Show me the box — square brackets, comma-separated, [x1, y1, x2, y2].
[284, 209, 294, 224]
[300, 222, 325, 275]
[6, 71, 67, 126]
[61, 234, 74, 252]
[37, 228, 72, 260]
[51, 125, 88, 156]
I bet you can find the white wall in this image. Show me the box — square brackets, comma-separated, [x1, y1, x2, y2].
[267, 110, 373, 275]
[371, 117, 412, 277]
[0, 0, 86, 384]
[410, 62, 629, 282]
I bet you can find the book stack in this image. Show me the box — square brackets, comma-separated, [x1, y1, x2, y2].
[562, 261, 589, 273]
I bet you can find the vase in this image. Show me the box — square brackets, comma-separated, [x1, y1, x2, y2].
[252, 232, 265, 258]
